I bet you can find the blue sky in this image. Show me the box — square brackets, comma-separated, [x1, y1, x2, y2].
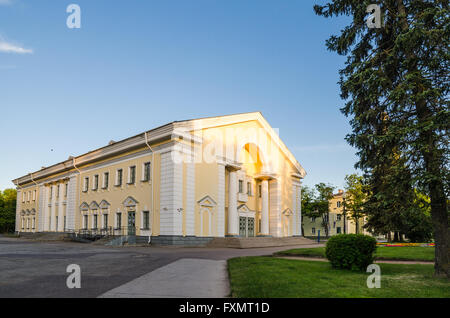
[0, 0, 358, 191]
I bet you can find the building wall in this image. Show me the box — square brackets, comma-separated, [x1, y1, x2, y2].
[13, 114, 305, 240]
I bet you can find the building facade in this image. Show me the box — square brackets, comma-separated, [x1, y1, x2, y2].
[13, 112, 306, 243]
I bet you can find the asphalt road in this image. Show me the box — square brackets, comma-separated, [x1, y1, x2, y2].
[0, 236, 322, 298]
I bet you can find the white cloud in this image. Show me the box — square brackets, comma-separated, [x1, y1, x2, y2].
[0, 40, 33, 54]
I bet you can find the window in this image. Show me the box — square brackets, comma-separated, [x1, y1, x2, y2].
[128, 166, 136, 184]
[247, 182, 252, 196]
[83, 177, 89, 192]
[258, 184, 262, 198]
[311, 216, 316, 223]
[312, 227, 316, 234]
[49, 216, 51, 230]
[116, 169, 123, 186]
[142, 211, 150, 230]
[337, 215, 342, 221]
[57, 184, 60, 198]
[83, 215, 88, 230]
[22, 218, 24, 229]
[22, 192, 25, 203]
[93, 215, 98, 229]
[103, 172, 109, 189]
[337, 227, 341, 234]
[238, 180, 243, 193]
[116, 213, 122, 228]
[27, 191, 31, 202]
[55, 216, 58, 230]
[103, 214, 108, 229]
[93, 175, 99, 191]
[337, 201, 341, 208]
[32, 217, 36, 230]
[65, 183, 68, 197]
[32, 190, 36, 201]
[64, 216, 66, 231]
[49, 186, 53, 199]
[143, 162, 151, 182]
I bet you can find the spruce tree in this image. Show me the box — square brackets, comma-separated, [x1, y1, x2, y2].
[314, 0, 449, 277]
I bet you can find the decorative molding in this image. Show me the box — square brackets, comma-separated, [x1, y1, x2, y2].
[80, 202, 89, 211]
[123, 196, 139, 208]
[197, 195, 217, 207]
[99, 200, 111, 209]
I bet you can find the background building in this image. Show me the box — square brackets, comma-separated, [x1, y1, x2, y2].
[302, 189, 368, 238]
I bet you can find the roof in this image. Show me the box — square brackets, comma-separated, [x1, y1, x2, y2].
[13, 111, 306, 186]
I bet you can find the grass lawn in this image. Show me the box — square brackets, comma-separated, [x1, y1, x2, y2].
[227, 256, 450, 298]
[276, 246, 435, 262]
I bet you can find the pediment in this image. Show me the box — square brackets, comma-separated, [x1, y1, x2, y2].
[80, 202, 89, 211]
[282, 208, 293, 216]
[123, 196, 139, 207]
[90, 201, 99, 210]
[197, 195, 217, 207]
[99, 200, 110, 209]
[237, 204, 251, 213]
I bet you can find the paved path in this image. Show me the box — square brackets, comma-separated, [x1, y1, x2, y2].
[99, 258, 229, 298]
[276, 255, 434, 265]
[0, 236, 322, 298]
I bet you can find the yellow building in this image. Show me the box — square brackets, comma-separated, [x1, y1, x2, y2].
[302, 190, 367, 238]
[12, 112, 306, 244]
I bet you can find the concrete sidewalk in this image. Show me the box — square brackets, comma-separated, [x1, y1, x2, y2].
[99, 258, 230, 298]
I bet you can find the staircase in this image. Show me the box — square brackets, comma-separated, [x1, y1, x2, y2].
[206, 236, 315, 249]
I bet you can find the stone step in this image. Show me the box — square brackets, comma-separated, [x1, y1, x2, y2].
[206, 236, 315, 249]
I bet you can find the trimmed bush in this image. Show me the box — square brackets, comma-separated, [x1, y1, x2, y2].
[325, 234, 377, 271]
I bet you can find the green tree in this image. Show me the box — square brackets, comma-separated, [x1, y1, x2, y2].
[301, 183, 335, 238]
[0, 189, 17, 233]
[344, 174, 366, 234]
[314, 0, 449, 277]
[315, 183, 336, 238]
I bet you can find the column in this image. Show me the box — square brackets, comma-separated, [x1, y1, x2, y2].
[227, 170, 238, 236]
[217, 163, 226, 237]
[260, 179, 270, 236]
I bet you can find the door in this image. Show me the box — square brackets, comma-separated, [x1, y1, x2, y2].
[247, 218, 255, 237]
[239, 217, 255, 237]
[128, 211, 136, 235]
[239, 217, 246, 237]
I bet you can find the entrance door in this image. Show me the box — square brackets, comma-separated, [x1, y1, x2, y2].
[239, 217, 255, 237]
[247, 218, 254, 237]
[239, 217, 247, 237]
[128, 211, 136, 235]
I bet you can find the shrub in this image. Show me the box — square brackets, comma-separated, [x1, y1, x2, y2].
[325, 234, 377, 271]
